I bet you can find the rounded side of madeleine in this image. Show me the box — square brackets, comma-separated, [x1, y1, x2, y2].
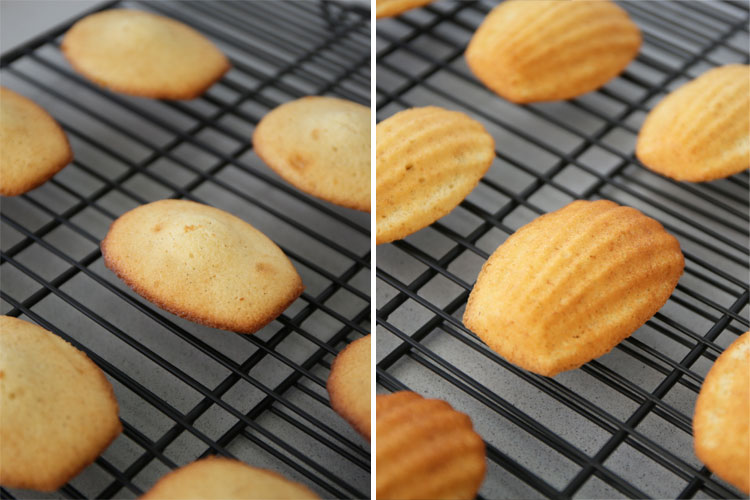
[253, 96, 371, 212]
[141, 457, 320, 499]
[0, 87, 73, 196]
[327, 334, 371, 440]
[463, 200, 684, 377]
[101, 199, 303, 334]
[0, 316, 121, 491]
[62, 9, 230, 100]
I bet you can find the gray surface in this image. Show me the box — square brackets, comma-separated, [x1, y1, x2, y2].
[1, 1, 102, 54]
[1, 1, 370, 498]
[376, 1, 748, 499]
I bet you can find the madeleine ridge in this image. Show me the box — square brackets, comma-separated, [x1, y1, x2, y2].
[636, 65, 750, 182]
[376, 106, 495, 244]
[377, 392, 486, 500]
[463, 200, 684, 377]
[101, 200, 303, 334]
[693, 332, 749, 494]
[465, 0, 641, 103]
[253, 96, 371, 212]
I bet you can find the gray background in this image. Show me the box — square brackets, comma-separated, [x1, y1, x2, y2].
[1, 1, 102, 53]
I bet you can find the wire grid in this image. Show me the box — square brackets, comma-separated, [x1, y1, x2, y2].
[0, 1, 370, 498]
[376, 1, 749, 499]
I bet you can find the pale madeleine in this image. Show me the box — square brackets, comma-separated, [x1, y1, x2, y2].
[0, 316, 121, 491]
[62, 9, 229, 99]
[101, 199, 303, 334]
[0, 87, 72, 196]
[327, 334, 371, 440]
[141, 457, 320, 499]
[253, 96, 370, 212]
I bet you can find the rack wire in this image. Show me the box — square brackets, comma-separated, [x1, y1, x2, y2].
[0, 1, 370, 498]
[376, 1, 749, 498]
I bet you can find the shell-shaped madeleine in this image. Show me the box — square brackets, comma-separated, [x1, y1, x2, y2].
[465, 0, 641, 103]
[377, 392, 486, 500]
[376, 106, 495, 244]
[101, 199, 303, 334]
[636, 65, 750, 182]
[693, 332, 749, 494]
[463, 200, 684, 377]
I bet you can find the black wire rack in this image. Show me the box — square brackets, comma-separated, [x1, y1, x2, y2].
[376, 1, 749, 499]
[0, 1, 370, 498]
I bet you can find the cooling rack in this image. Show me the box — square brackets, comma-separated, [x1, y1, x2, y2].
[0, 1, 370, 498]
[376, 1, 749, 499]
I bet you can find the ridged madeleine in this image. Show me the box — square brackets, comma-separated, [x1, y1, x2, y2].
[463, 200, 684, 377]
[636, 64, 750, 182]
[376, 0, 434, 18]
[377, 391, 486, 500]
[693, 331, 749, 494]
[465, 0, 641, 103]
[376, 106, 495, 244]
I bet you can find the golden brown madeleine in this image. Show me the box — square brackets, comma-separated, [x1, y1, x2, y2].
[253, 96, 371, 212]
[101, 199, 303, 334]
[327, 334, 371, 440]
[464, 200, 684, 377]
[693, 332, 749, 494]
[465, 0, 641, 103]
[636, 65, 750, 182]
[62, 9, 230, 100]
[141, 456, 320, 499]
[377, 391, 486, 500]
[376, 106, 495, 244]
[0, 316, 121, 491]
[376, 0, 434, 18]
[0, 87, 73, 196]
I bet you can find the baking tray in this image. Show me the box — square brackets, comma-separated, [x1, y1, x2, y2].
[376, 1, 749, 498]
[0, 1, 371, 498]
